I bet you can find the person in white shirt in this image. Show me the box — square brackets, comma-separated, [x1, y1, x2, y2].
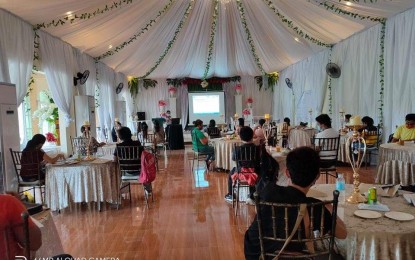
[314, 114, 339, 166]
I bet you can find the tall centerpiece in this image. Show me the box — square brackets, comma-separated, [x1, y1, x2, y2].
[235, 84, 242, 95]
[246, 97, 253, 109]
[242, 108, 251, 120]
[263, 114, 271, 147]
[158, 100, 167, 114]
[345, 115, 367, 204]
[168, 86, 177, 98]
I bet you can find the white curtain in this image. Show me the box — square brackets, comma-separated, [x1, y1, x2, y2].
[240, 76, 273, 118]
[177, 85, 188, 129]
[330, 24, 381, 130]
[134, 79, 169, 121]
[223, 82, 237, 125]
[74, 49, 96, 97]
[0, 9, 34, 104]
[38, 31, 75, 126]
[96, 62, 116, 133]
[384, 8, 415, 138]
[273, 49, 329, 126]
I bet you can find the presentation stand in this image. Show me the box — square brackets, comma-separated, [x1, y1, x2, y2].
[166, 124, 184, 150]
[169, 97, 177, 117]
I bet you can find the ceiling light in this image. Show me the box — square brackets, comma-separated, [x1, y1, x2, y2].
[294, 37, 300, 42]
[66, 11, 73, 18]
[108, 45, 113, 49]
[345, 2, 353, 6]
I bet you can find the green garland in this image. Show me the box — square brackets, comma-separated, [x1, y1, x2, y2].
[254, 72, 279, 92]
[202, 0, 219, 80]
[313, 0, 386, 23]
[137, 0, 194, 79]
[236, 0, 265, 75]
[327, 47, 333, 115]
[27, 29, 40, 97]
[95, 0, 175, 60]
[166, 78, 185, 88]
[95, 61, 100, 108]
[262, 0, 331, 47]
[378, 21, 385, 127]
[34, 0, 134, 30]
[128, 78, 158, 97]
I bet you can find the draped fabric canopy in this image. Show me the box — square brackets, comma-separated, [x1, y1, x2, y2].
[1, 0, 415, 79]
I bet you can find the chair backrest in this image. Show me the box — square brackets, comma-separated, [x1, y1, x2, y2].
[254, 190, 339, 259]
[143, 133, 155, 147]
[363, 126, 383, 148]
[312, 136, 340, 166]
[207, 127, 221, 138]
[9, 149, 43, 182]
[233, 143, 260, 172]
[70, 136, 89, 155]
[115, 145, 142, 175]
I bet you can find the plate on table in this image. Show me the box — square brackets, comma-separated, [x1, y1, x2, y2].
[354, 210, 382, 219]
[53, 161, 66, 166]
[385, 211, 414, 221]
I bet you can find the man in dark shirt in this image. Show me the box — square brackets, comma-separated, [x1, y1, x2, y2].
[244, 147, 347, 259]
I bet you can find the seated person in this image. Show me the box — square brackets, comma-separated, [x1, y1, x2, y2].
[360, 116, 377, 132]
[244, 147, 347, 259]
[111, 119, 122, 142]
[314, 114, 339, 168]
[391, 113, 415, 142]
[21, 134, 65, 182]
[192, 119, 215, 168]
[0, 193, 42, 259]
[235, 118, 245, 136]
[253, 119, 266, 144]
[153, 120, 165, 146]
[360, 116, 378, 146]
[80, 125, 106, 153]
[113, 127, 151, 193]
[224, 127, 261, 206]
[141, 122, 149, 140]
[206, 119, 221, 138]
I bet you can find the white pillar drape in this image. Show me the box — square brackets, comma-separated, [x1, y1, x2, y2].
[0, 9, 34, 105]
[177, 85, 189, 129]
[74, 49, 96, 97]
[96, 62, 116, 133]
[135, 80, 169, 122]
[38, 31, 75, 126]
[384, 8, 415, 138]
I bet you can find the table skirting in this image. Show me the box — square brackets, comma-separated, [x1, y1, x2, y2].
[288, 128, 317, 149]
[45, 160, 119, 211]
[211, 138, 242, 170]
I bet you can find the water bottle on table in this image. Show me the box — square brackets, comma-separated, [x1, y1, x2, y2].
[336, 173, 346, 203]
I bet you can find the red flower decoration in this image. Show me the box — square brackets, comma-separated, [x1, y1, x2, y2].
[45, 132, 57, 143]
[246, 97, 254, 104]
[168, 86, 177, 92]
[242, 108, 251, 115]
[235, 84, 242, 91]
[158, 100, 167, 106]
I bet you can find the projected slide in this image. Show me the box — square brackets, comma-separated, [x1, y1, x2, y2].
[193, 95, 220, 114]
[188, 92, 225, 124]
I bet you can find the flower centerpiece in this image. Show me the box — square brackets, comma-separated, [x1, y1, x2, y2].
[246, 97, 253, 108]
[32, 90, 60, 145]
[45, 132, 57, 143]
[168, 86, 177, 97]
[235, 84, 242, 95]
[158, 100, 167, 113]
[242, 108, 251, 117]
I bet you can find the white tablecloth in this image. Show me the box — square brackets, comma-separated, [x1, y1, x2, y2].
[376, 143, 415, 186]
[337, 134, 349, 163]
[98, 143, 117, 156]
[210, 138, 242, 170]
[288, 128, 316, 149]
[269, 149, 290, 186]
[309, 184, 415, 260]
[45, 159, 119, 211]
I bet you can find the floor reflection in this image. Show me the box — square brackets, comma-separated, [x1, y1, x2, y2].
[193, 167, 209, 188]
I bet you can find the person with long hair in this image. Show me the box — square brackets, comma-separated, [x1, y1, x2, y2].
[21, 134, 64, 181]
[80, 125, 106, 153]
[153, 120, 165, 146]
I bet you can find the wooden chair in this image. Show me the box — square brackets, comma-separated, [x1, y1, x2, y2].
[207, 127, 221, 139]
[115, 145, 152, 208]
[190, 131, 211, 171]
[311, 137, 340, 183]
[278, 123, 289, 148]
[361, 126, 382, 169]
[70, 136, 88, 155]
[9, 149, 45, 204]
[254, 190, 340, 259]
[232, 143, 260, 216]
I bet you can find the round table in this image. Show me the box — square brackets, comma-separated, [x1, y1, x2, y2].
[288, 128, 316, 149]
[337, 134, 349, 163]
[269, 149, 290, 186]
[210, 138, 242, 170]
[98, 143, 117, 156]
[376, 142, 415, 186]
[309, 184, 415, 260]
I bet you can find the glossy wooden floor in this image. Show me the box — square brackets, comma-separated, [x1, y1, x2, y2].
[52, 146, 377, 260]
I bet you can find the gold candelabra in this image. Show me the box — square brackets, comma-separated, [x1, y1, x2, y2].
[345, 125, 367, 203]
[263, 118, 271, 147]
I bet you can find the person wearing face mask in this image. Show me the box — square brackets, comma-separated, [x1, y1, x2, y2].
[315, 114, 338, 138]
[391, 113, 415, 142]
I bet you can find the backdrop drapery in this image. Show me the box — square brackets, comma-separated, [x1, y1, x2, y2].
[0, 9, 34, 105]
[38, 31, 75, 127]
[74, 49, 96, 97]
[384, 7, 415, 139]
[96, 62, 116, 135]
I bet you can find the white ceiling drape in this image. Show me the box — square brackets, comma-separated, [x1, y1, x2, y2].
[74, 49, 97, 97]
[96, 62, 116, 132]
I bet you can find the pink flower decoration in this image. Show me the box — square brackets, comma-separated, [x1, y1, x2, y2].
[242, 108, 251, 115]
[235, 84, 242, 91]
[246, 97, 253, 104]
[168, 86, 177, 92]
[45, 132, 57, 143]
[158, 100, 167, 106]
